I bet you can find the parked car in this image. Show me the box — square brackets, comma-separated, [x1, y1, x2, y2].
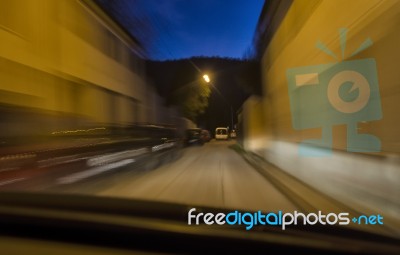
[184, 128, 204, 146]
[230, 129, 237, 138]
[215, 127, 229, 140]
[200, 130, 211, 142]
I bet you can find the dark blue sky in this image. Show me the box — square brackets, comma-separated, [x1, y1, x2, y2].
[110, 0, 265, 60]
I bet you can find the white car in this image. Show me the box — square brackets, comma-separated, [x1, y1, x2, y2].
[215, 127, 229, 140]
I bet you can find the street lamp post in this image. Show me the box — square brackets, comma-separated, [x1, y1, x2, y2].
[204, 74, 234, 130]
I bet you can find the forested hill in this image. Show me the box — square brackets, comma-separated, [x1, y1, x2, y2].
[146, 57, 260, 129]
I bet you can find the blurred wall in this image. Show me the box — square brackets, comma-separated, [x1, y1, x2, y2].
[245, 0, 400, 221]
[241, 96, 267, 153]
[0, 0, 155, 135]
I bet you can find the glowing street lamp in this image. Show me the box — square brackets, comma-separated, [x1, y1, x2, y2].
[203, 74, 210, 83]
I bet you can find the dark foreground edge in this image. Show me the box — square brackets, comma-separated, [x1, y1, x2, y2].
[0, 192, 399, 254]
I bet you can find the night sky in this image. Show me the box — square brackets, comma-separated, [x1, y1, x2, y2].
[99, 0, 265, 60]
[97, 0, 265, 129]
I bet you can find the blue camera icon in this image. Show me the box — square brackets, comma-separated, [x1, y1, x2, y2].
[286, 58, 382, 156]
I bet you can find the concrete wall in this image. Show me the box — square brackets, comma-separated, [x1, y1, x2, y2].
[246, 0, 400, 221]
[241, 96, 267, 153]
[0, 0, 153, 132]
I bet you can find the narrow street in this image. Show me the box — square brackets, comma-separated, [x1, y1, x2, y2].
[98, 140, 297, 212]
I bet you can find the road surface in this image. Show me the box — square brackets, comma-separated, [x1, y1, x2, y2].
[0, 139, 296, 211]
[98, 140, 297, 212]
[2, 139, 399, 237]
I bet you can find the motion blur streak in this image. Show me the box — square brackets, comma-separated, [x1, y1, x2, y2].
[86, 148, 148, 167]
[0, 0, 177, 135]
[57, 158, 135, 184]
[241, 0, 400, 231]
[0, 178, 25, 187]
[0, 0, 181, 196]
[0, 0, 399, 241]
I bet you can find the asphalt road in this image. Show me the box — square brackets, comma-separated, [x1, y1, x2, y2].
[0, 139, 297, 212]
[1, 139, 399, 237]
[96, 140, 297, 212]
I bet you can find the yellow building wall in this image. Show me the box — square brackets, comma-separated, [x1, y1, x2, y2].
[253, 0, 400, 223]
[242, 96, 268, 153]
[261, 0, 400, 154]
[0, 0, 147, 126]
